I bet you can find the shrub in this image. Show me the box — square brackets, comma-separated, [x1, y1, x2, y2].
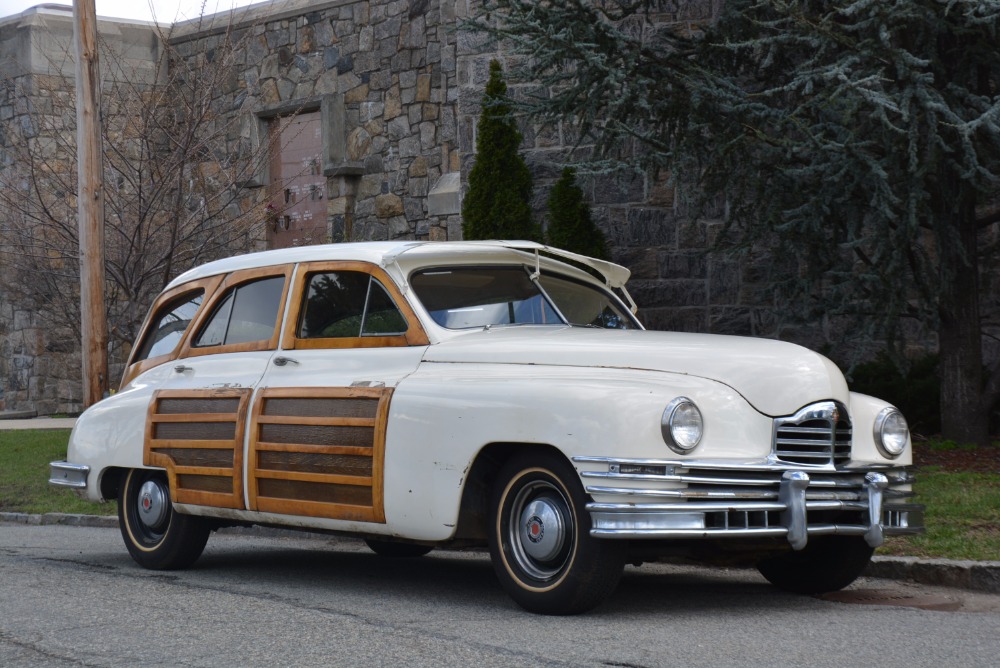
[462, 60, 539, 241]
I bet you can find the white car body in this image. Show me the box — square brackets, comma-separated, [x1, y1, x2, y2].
[51, 241, 922, 613]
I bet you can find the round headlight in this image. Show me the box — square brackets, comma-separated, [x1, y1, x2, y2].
[874, 407, 908, 458]
[662, 397, 703, 454]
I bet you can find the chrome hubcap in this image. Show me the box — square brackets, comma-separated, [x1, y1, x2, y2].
[509, 481, 573, 580]
[519, 497, 566, 562]
[137, 479, 168, 530]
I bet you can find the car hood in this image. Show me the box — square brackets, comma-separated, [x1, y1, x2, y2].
[421, 327, 848, 417]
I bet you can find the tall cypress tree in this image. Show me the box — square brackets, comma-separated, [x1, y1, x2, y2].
[462, 60, 538, 241]
[546, 168, 607, 259]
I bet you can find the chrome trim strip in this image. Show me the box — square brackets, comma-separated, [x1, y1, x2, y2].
[572, 455, 905, 474]
[590, 523, 911, 539]
[48, 461, 90, 490]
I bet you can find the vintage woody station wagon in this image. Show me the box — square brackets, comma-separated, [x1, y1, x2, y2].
[51, 241, 923, 614]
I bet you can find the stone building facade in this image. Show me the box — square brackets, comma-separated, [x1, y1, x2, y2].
[0, 0, 776, 415]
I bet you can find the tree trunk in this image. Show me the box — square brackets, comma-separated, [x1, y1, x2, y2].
[937, 202, 989, 445]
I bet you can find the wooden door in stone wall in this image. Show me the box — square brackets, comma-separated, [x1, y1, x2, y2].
[268, 111, 327, 248]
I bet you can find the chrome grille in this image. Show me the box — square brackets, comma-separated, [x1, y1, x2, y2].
[773, 401, 851, 466]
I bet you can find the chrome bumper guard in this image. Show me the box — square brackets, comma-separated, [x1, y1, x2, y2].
[573, 458, 923, 550]
[49, 461, 90, 490]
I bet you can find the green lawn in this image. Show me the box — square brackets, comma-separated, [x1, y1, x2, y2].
[3, 429, 998, 561]
[0, 429, 116, 516]
[878, 467, 1000, 561]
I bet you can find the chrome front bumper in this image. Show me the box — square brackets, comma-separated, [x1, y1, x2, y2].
[49, 461, 90, 489]
[573, 457, 923, 550]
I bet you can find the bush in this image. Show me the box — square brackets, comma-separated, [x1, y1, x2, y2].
[462, 60, 539, 241]
[545, 168, 607, 259]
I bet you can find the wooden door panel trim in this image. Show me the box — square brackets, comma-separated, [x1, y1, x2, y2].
[254, 469, 373, 486]
[150, 413, 241, 424]
[144, 388, 252, 511]
[255, 497, 377, 523]
[248, 386, 391, 523]
[255, 415, 376, 428]
[172, 466, 234, 477]
[144, 439, 237, 450]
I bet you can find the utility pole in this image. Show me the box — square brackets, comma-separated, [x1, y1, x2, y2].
[74, 0, 109, 406]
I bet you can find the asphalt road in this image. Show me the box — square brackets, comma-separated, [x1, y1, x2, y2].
[2, 524, 999, 668]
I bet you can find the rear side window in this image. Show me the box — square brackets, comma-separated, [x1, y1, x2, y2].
[134, 291, 204, 362]
[298, 272, 408, 338]
[194, 277, 285, 347]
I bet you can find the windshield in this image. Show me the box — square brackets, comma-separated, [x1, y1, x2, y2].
[410, 266, 637, 330]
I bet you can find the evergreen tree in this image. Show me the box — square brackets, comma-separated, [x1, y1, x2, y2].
[546, 168, 607, 259]
[462, 60, 539, 241]
[475, 0, 1000, 445]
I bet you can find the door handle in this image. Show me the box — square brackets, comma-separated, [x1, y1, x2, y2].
[272, 356, 299, 367]
[174, 365, 192, 373]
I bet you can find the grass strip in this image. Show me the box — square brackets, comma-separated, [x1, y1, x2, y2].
[0, 429, 116, 516]
[879, 467, 1000, 561]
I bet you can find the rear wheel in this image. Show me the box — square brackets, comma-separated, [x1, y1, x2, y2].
[756, 536, 874, 594]
[364, 539, 433, 558]
[488, 452, 624, 615]
[118, 468, 210, 570]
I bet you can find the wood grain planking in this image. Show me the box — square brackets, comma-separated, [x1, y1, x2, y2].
[150, 413, 240, 423]
[254, 497, 377, 522]
[157, 397, 242, 415]
[258, 423, 374, 447]
[154, 421, 238, 441]
[257, 451, 373, 476]
[255, 415, 375, 428]
[253, 441, 373, 456]
[263, 397, 379, 419]
[253, 469, 372, 487]
[150, 448, 234, 468]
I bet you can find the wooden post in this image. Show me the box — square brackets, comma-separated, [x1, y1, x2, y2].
[74, 0, 109, 406]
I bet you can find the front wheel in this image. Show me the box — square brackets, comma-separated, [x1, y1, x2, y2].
[756, 536, 874, 595]
[488, 452, 624, 615]
[118, 469, 210, 570]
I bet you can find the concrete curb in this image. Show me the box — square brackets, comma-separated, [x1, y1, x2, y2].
[4, 512, 1000, 595]
[866, 555, 1000, 594]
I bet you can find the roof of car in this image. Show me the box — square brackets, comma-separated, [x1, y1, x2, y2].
[166, 241, 632, 290]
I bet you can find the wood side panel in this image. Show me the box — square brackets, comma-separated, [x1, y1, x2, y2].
[144, 388, 251, 510]
[247, 386, 391, 523]
[370, 388, 392, 523]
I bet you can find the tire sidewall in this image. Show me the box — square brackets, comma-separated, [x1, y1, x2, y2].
[488, 452, 624, 614]
[118, 468, 208, 570]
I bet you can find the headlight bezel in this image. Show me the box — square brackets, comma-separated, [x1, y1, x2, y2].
[873, 406, 909, 459]
[661, 397, 703, 454]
